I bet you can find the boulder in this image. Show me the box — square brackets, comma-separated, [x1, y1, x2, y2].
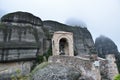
[31, 63, 81, 80]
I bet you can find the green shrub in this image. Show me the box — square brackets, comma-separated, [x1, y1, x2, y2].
[36, 55, 44, 63]
[114, 74, 120, 80]
[44, 47, 52, 60]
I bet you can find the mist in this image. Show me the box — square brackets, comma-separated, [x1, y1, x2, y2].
[65, 18, 87, 28]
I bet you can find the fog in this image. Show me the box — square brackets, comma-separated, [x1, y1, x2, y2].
[0, 0, 120, 51]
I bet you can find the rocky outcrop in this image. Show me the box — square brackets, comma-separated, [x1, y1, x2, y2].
[31, 56, 100, 80]
[95, 35, 119, 58]
[0, 11, 113, 80]
[99, 58, 109, 79]
[43, 20, 95, 56]
[48, 56, 100, 80]
[31, 63, 80, 80]
[0, 11, 45, 61]
[95, 35, 120, 73]
[0, 11, 96, 61]
[1, 11, 42, 26]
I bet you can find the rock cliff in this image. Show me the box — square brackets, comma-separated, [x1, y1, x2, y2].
[95, 35, 118, 58]
[1, 11, 42, 26]
[0, 11, 95, 62]
[0, 11, 44, 62]
[0, 11, 117, 80]
[95, 35, 120, 72]
[0, 11, 96, 79]
[43, 20, 96, 56]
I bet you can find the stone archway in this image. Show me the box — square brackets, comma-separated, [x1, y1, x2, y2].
[52, 31, 74, 56]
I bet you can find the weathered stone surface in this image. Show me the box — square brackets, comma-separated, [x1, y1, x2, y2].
[95, 35, 119, 79]
[95, 35, 120, 73]
[48, 56, 101, 80]
[0, 12, 45, 61]
[106, 54, 119, 80]
[32, 55, 102, 80]
[31, 63, 80, 80]
[95, 35, 119, 58]
[0, 11, 103, 80]
[98, 54, 119, 80]
[0, 61, 33, 80]
[0, 12, 96, 61]
[1, 11, 42, 26]
[43, 20, 95, 55]
[99, 58, 109, 79]
[79, 76, 94, 80]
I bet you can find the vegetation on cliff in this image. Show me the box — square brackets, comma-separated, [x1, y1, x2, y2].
[114, 74, 120, 80]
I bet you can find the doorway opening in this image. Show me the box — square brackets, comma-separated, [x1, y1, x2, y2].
[59, 38, 69, 55]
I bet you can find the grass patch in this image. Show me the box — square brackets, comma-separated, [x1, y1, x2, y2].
[11, 69, 30, 80]
[30, 62, 49, 77]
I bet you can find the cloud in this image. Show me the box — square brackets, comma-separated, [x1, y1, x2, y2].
[65, 18, 87, 27]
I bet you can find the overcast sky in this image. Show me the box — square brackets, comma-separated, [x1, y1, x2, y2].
[0, 0, 120, 51]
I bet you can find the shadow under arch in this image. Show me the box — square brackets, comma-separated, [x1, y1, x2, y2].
[59, 38, 69, 55]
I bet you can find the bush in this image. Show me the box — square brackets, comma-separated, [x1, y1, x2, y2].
[114, 74, 120, 80]
[44, 47, 52, 60]
[36, 55, 44, 63]
[36, 47, 52, 64]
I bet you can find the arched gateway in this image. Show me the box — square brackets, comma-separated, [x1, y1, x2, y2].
[52, 31, 74, 56]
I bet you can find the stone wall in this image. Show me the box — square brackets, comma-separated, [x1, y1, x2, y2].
[48, 55, 101, 80]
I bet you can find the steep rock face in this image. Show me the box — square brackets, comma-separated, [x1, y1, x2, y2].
[43, 20, 95, 56]
[95, 35, 120, 72]
[0, 12, 45, 61]
[0, 11, 96, 61]
[95, 35, 119, 58]
[0, 11, 97, 79]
